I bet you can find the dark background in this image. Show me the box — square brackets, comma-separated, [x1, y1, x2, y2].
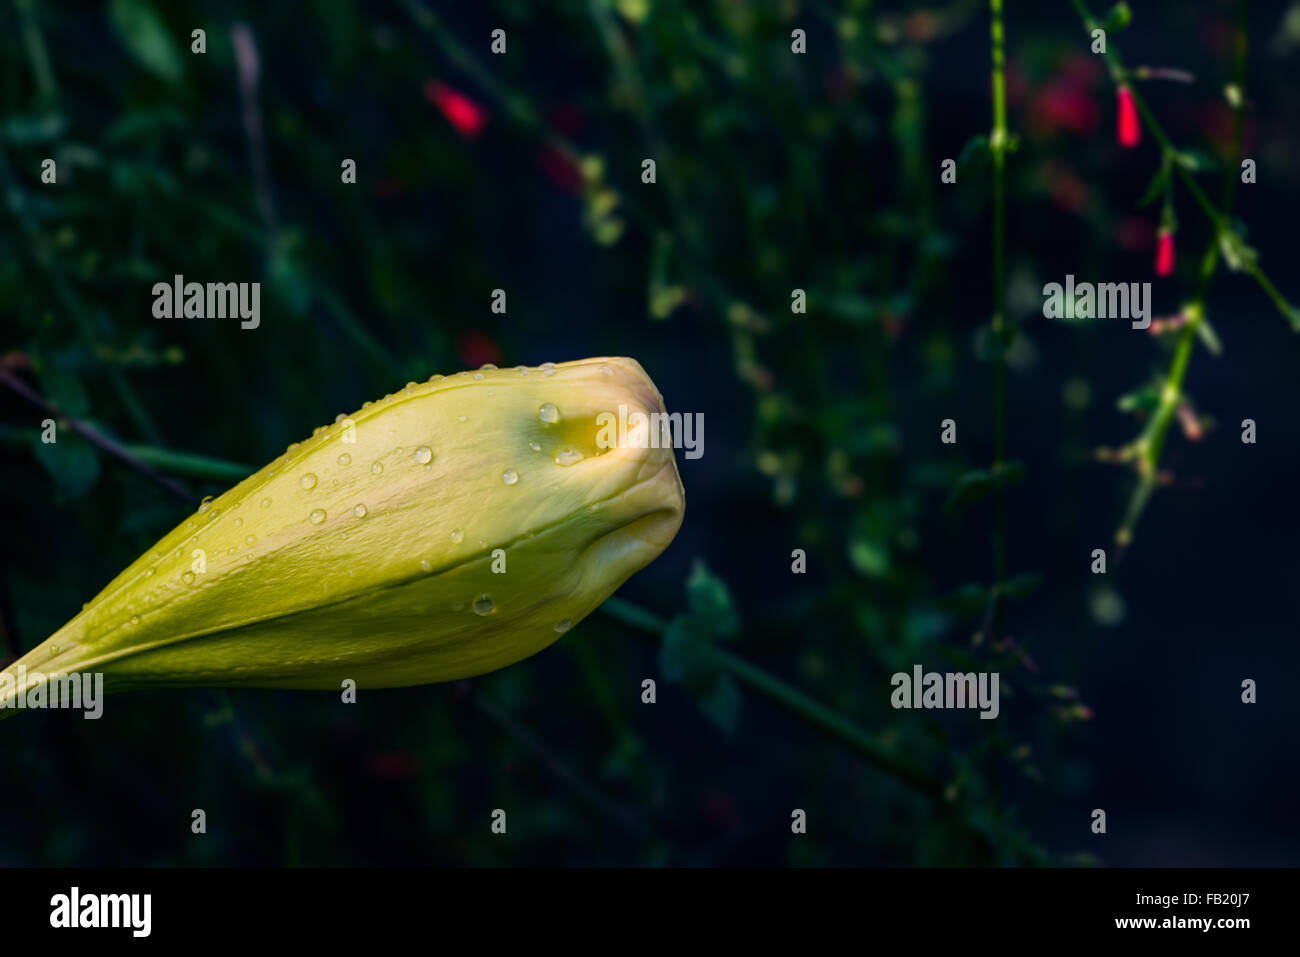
[1, 0, 1297, 866]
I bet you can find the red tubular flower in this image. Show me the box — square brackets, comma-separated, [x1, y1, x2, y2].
[1116, 84, 1140, 148]
[423, 80, 488, 140]
[1155, 228, 1176, 276]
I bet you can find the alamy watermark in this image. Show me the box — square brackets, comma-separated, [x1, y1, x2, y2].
[0, 667, 104, 719]
[595, 404, 703, 459]
[1042, 274, 1152, 329]
[152, 274, 260, 329]
[50, 887, 151, 937]
[890, 664, 1000, 719]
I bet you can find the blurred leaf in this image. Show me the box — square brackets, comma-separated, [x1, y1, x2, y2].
[1137, 163, 1169, 208]
[848, 537, 890, 578]
[999, 572, 1043, 600]
[109, 0, 185, 83]
[1175, 148, 1218, 172]
[33, 432, 100, 499]
[946, 470, 994, 511]
[1102, 2, 1133, 31]
[0, 113, 67, 144]
[695, 673, 742, 737]
[684, 560, 739, 638]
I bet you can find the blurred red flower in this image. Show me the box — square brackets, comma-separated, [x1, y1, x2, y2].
[1155, 229, 1176, 276]
[458, 329, 502, 369]
[423, 80, 488, 140]
[537, 145, 584, 193]
[1116, 85, 1140, 148]
[369, 751, 417, 781]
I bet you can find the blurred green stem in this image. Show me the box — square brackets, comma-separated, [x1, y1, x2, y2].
[600, 597, 942, 798]
[0, 425, 253, 484]
[1071, 0, 1295, 329]
[1106, 0, 1249, 545]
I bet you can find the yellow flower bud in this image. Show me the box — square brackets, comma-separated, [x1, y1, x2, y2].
[1, 357, 684, 716]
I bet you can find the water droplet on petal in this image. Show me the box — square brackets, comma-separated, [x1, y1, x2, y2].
[473, 595, 495, 615]
[600, 365, 612, 376]
[245, 534, 256, 545]
[234, 517, 243, 528]
[541, 362, 557, 377]
[554, 448, 584, 467]
[261, 497, 272, 508]
[502, 469, 519, 485]
[371, 461, 383, 474]
[420, 559, 432, 572]
[130, 615, 140, 626]
[555, 619, 573, 633]
[144, 568, 155, 578]
[309, 509, 327, 525]
[182, 571, 196, 585]
[300, 473, 318, 490]
[413, 446, 433, 464]
[538, 403, 559, 424]
[337, 453, 351, 466]
[353, 504, 368, 518]
[472, 372, 484, 380]
[457, 415, 467, 423]
[529, 440, 542, 452]
[335, 413, 348, 423]
[450, 528, 464, 543]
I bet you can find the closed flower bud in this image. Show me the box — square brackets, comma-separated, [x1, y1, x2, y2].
[1, 358, 684, 716]
[1116, 84, 1140, 148]
[1155, 228, 1176, 276]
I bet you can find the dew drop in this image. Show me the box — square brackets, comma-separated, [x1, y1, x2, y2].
[413, 446, 433, 465]
[371, 461, 383, 474]
[554, 448, 584, 467]
[502, 469, 519, 485]
[457, 415, 467, 423]
[395, 446, 404, 455]
[480, 363, 497, 370]
[335, 413, 348, 423]
[420, 558, 432, 572]
[405, 381, 418, 390]
[353, 504, 368, 518]
[429, 374, 444, 383]
[555, 618, 574, 633]
[600, 364, 612, 376]
[516, 365, 529, 375]
[130, 615, 141, 626]
[473, 595, 495, 616]
[472, 372, 484, 380]
[362, 401, 373, 409]
[245, 534, 256, 545]
[538, 403, 559, 424]
[144, 568, 155, 578]
[182, 571, 195, 585]
[234, 517, 243, 528]
[541, 362, 557, 377]
[300, 473, 318, 490]
[309, 509, 327, 525]
[529, 440, 542, 452]
[337, 453, 352, 466]
[260, 497, 272, 509]
[287, 442, 300, 452]
[450, 528, 464, 544]
[198, 496, 213, 513]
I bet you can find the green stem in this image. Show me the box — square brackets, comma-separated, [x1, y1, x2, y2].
[599, 598, 941, 798]
[1113, 0, 1249, 545]
[1070, 0, 1295, 330]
